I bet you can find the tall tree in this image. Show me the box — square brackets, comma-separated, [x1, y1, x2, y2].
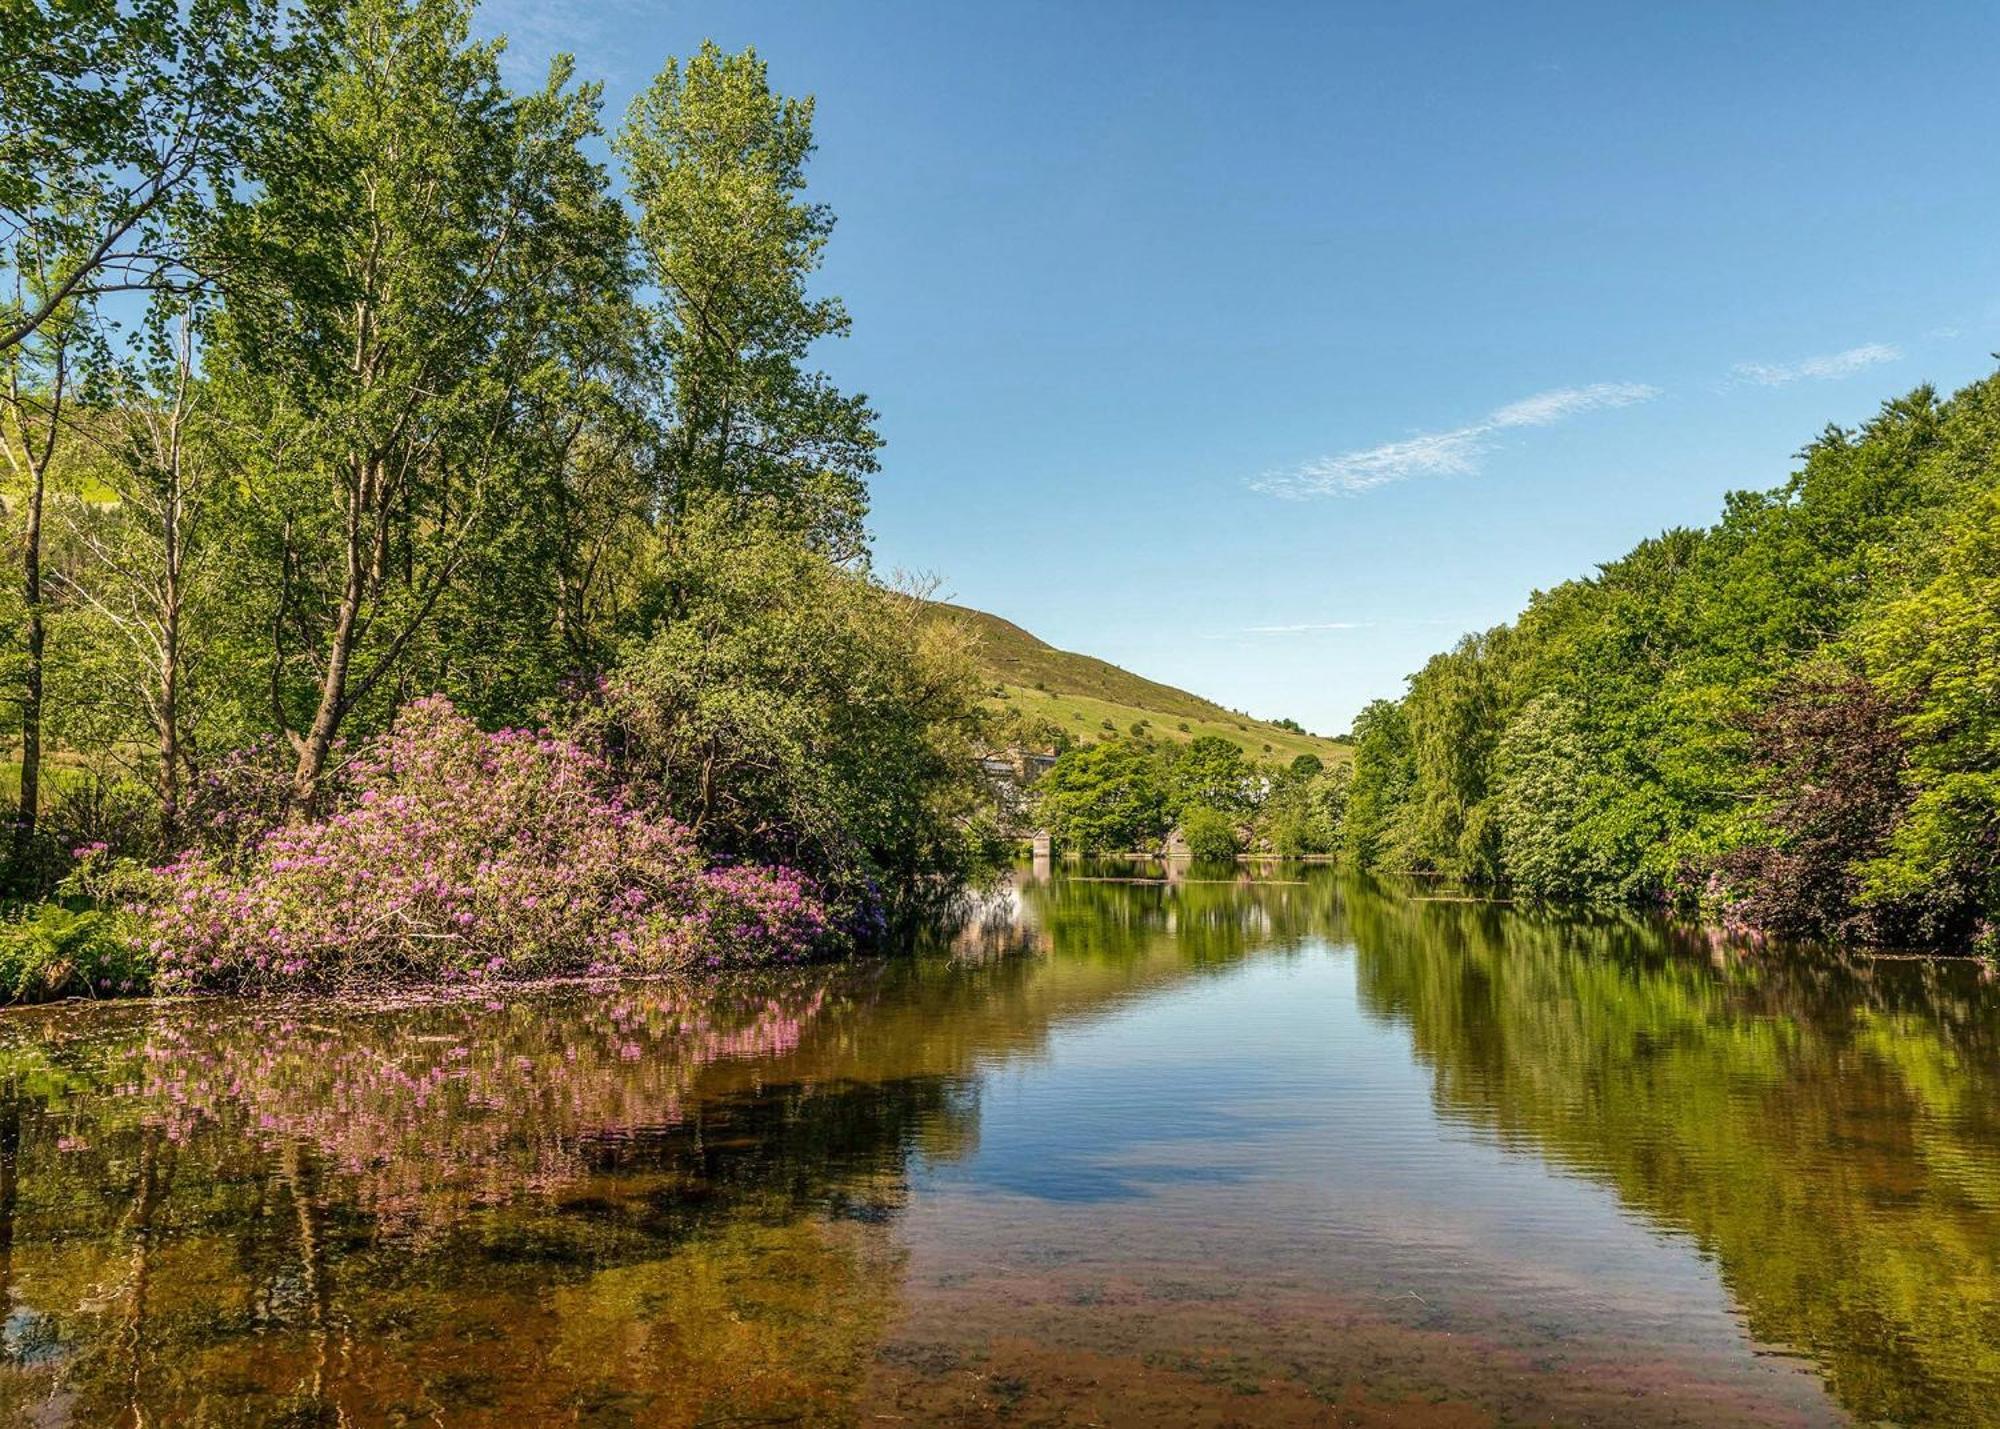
[208, 0, 631, 810]
[0, 302, 72, 870]
[53, 305, 221, 837]
[0, 0, 290, 356]
[617, 42, 879, 561]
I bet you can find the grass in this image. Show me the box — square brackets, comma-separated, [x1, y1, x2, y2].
[993, 684, 1349, 765]
[927, 602, 1350, 766]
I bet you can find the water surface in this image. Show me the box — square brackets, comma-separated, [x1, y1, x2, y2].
[2, 866, 1997, 1425]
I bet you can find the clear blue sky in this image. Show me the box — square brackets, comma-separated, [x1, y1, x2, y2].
[484, 0, 2000, 734]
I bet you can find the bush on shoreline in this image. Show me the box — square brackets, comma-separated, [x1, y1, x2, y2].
[134, 698, 830, 995]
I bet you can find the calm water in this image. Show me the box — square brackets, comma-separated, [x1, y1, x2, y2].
[1, 865, 1998, 1427]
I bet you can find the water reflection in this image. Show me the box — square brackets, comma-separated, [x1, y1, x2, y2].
[1348, 891, 2000, 1424]
[0, 867, 1993, 1424]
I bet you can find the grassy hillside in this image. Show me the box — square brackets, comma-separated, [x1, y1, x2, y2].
[928, 603, 1350, 766]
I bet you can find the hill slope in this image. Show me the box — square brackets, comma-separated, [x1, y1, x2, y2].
[928, 602, 1349, 766]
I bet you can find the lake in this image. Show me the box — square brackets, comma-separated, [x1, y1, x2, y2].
[1, 863, 1996, 1426]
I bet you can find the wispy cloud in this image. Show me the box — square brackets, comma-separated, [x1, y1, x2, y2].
[475, 0, 654, 82]
[1731, 343, 1902, 387]
[1241, 621, 1373, 633]
[1253, 381, 1658, 499]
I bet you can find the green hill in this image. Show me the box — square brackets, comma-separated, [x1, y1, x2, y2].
[927, 602, 1350, 766]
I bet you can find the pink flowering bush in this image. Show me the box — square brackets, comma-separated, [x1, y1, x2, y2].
[143, 697, 829, 993]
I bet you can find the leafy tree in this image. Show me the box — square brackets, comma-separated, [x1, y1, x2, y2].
[1858, 484, 2000, 942]
[1162, 734, 1253, 819]
[1340, 368, 2000, 944]
[1034, 741, 1169, 855]
[1708, 666, 1915, 941]
[605, 508, 993, 930]
[0, 0, 293, 356]
[1403, 633, 1504, 879]
[617, 42, 877, 560]
[1342, 700, 1413, 869]
[1181, 805, 1239, 863]
[1489, 693, 1624, 902]
[208, 0, 632, 810]
[51, 304, 224, 838]
[1261, 760, 1349, 856]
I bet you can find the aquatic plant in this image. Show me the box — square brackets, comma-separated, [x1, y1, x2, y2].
[141, 697, 829, 992]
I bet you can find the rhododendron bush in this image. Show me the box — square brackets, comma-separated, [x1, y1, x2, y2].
[143, 698, 829, 993]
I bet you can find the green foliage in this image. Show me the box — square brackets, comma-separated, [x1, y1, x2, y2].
[606, 510, 996, 928]
[204, 0, 640, 803]
[0, 898, 149, 1003]
[1343, 369, 2000, 945]
[1856, 484, 2000, 936]
[1180, 805, 1239, 863]
[1489, 693, 1626, 902]
[0, 4, 998, 959]
[617, 40, 876, 559]
[1034, 741, 1170, 855]
[1341, 700, 1414, 869]
[0, 0, 293, 356]
[1262, 761, 1349, 856]
[1162, 735, 1253, 819]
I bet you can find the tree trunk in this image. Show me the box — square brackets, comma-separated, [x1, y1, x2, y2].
[158, 597, 180, 838]
[12, 462, 43, 874]
[290, 563, 360, 816]
[289, 469, 370, 816]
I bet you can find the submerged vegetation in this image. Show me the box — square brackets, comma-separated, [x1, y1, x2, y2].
[2, 869, 1997, 1423]
[0, 0, 993, 995]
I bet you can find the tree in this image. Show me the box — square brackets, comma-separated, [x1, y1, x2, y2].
[606, 507, 992, 929]
[1181, 805, 1240, 863]
[1403, 633, 1505, 880]
[1163, 735, 1253, 819]
[207, 0, 632, 810]
[0, 0, 292, 357]
[1035, 741, 1169, 855]
[0, 298, 71, 870]
[1342, 700, 1413, 869]
[52, 305, 222, 837]
[1261, 758, 1347, 856]
[1490, 693, 1623, 902]
[1707, 666, 1913, 941]
[1857, 483, 2000, 943]
[617, 42, 878, 561]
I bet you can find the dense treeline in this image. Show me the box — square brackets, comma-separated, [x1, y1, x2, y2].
[1343, 372, 2000, 950]
[0, 0, 995, 993]
[1034, 733, 1350, 861]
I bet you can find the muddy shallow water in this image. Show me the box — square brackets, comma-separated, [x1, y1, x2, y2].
[1, 864, 1997, 1426]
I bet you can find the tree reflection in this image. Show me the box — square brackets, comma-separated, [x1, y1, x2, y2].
[1, 873, 1997, 1423]
[1346, 889, 2000, 1424]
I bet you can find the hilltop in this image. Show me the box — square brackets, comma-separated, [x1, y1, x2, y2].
[927, 603, 1350, 765]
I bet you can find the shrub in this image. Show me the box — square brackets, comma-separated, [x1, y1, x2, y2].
[1182, 806, 1241, 863]
[0, 901, 151, 1003]
[142, 698, 829, 993]
[600, 513, 994, 939]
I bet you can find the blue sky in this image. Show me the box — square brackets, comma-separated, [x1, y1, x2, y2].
[483, 0, 2000, 734]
